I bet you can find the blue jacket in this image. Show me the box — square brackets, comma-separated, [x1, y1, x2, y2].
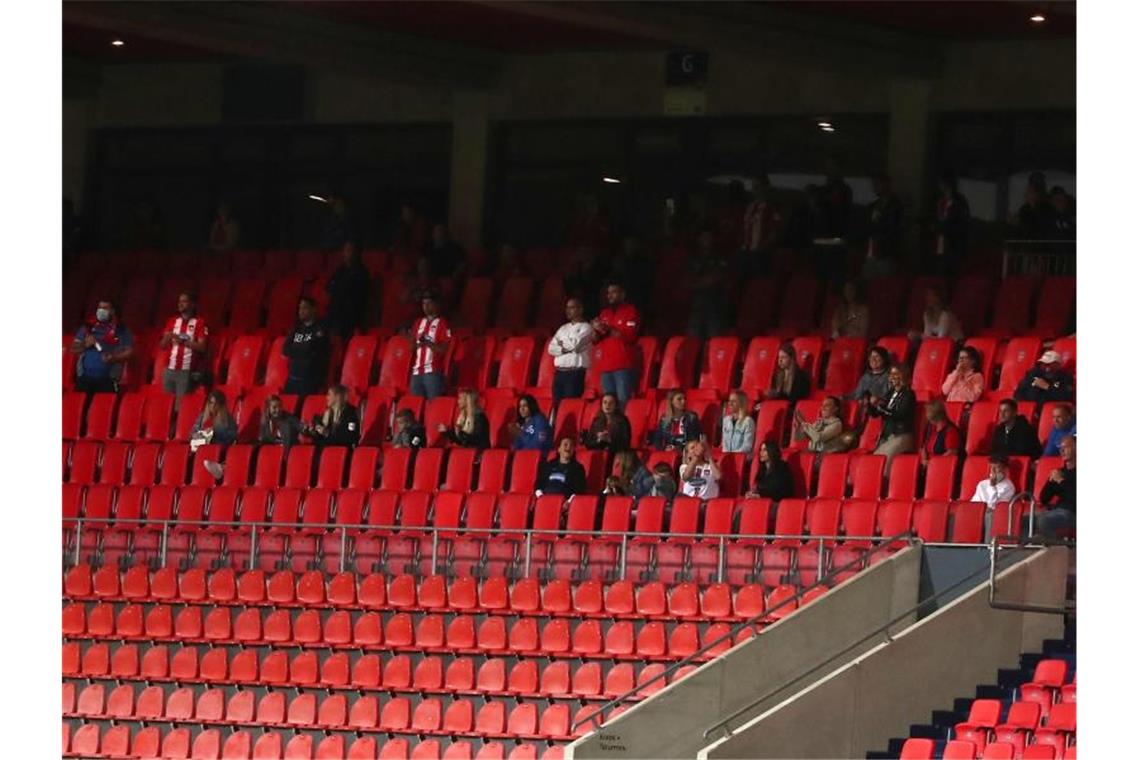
[1043, 423, 1076, 457]
[512, 414, 553, 453]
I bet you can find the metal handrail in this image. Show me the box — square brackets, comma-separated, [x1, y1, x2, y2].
[988, 535, 1074, 615]
[570, 530, 918, 733]
[1006, 491, 1035, 538]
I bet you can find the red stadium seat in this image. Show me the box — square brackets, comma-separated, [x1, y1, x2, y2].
[823, 338, 868, 395]
[699, 336, 741, 395]
[911, 338, 954, 400]
[997, 337, 1044, 394]
[740, 337, 781, 399]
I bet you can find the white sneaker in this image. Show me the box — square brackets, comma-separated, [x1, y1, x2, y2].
[203, 460, 225, 481]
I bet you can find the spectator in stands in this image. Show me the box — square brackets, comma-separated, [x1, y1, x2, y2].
[1028, 435, 1076, 539]
[819, 163, 853, 239]
[1014, 350, 1074, 404]
[567, 193, 613, 252]
[259, 395, 303, 447]
[189, 389, 237, 451]
[794, 396, 848, 453]
[721, 391, 756, 455]
[282, 296, 330, 396]
[394, 201, 430, 254]
[70, 299, 134, 394]
[747, 441, 794, 501]
[408, 291, 451, 400]
[741, 174, 783, 277]
[591, 282, 641, 407]
[392, 409, 427, 450]
[321, 196, 354, 252]
[864, 173, 903, 279]
[687, 230, 731, 340]
[680, 440, 721, 500]
[991, 399, 1041, 458]
[910, 287, 964, 342]
[1050, 186, 1076, 239]
[440, 389, 490, 449]
[1012, 174, 1057, 239]
[419, 223, 465, 283]
[563, 246, 605, 316]
[649, 462, 679, 499]
[157, 292, 209, 402]
[325, 241, 371, 339]
[1043, 403, 1077, 456]
[548, 297, 594, 405]
[605, 451, 655, 498]
[608, 236, 652, 311]
[972, 455, 1017, 540]
[509, 394, 553, 454]
[537, 438, 589, 497]
[932, 173, 970, 276]
[765, 344, 810, 404]
[919, 401, 961, 465]
[830, 279, 870, 339]
[868, 365, 917, 470]
[849, 346, 893, 404]
[305, 384, 359, 447]
[582, 392, 632, 454]
[207, 203, 239, 253]
[941, 346, 985, 403]
[492, 242, 528, 282]
[652, 390, 703, 451]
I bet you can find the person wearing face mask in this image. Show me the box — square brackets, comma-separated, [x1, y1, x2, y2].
[536, 438, 589, 497]
[282, 296, 330, 396]
[258, 395, 303, 447]
[305, 384, 360, 447]
[793, 396, 848, 453]
[70, 300, 134, 393]
[581, 392, 632, 453]
[652, 390, 703, 451]
[158, 292, 210, 402]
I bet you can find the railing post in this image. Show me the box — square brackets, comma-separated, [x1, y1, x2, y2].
[717, 536, 726, 584]
[816, 537, 825, 583]
[523, 534, 532, 577]
[159, 522, 169, 568]
[431, 532, 439, 576]
[249, 524, 258, 571]
[619, 535, 628, 581]
[74, 519, 83, 567]
[338, 527, 347, 574]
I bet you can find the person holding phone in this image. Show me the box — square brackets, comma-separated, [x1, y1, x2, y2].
[679, 440, 720, 500]
[158, 292, 209, 402]
[409, 291, 451, 400]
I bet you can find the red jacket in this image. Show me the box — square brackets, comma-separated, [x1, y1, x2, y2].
[595, 302, 640, 373]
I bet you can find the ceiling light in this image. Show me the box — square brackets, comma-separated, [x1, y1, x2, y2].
[110, 39, 125, 47]
[1029, 14, 1046, 23]
[602, 177, 621, 184]
[821, 126, 836, 133]
[308, 194, 329, 203]
[817, 121, 832, 129]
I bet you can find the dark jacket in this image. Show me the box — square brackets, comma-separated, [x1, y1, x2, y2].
[537, 458, 588, 497]
[753, 460, 794, 501]
[867, 193, 904, 259]
[868, 387, 916, 441]
[190, 412, 237, 446]
[283, 320, 330, 390]
[934, 191, 971, 258]
[1038, 466, 1076, 513]
[1014, 367, 1075, 404]
[393, 423, 427, 450]
[990, 415, 1041, 458]
[651, 411, 702, 451]
[443, 412, 491, 449]
[309, 405, 360, 448]
[259, 412, 303, 447]
[582, 412, 632, 453]
[769, 367, 811, 405]
[326, 261, 371, 338]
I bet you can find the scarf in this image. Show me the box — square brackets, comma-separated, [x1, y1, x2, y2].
[85, 316, 120, 347]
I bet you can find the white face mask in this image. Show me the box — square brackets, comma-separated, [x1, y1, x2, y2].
[95, 308, 111, 323]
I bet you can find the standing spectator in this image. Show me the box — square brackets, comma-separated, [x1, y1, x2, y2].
[547, 298, 594, 405]
[910, 287, 964, 342]
[1043, 403, 1076, 456]
[818, 164, 854, 239]
[189, 389, 237, 451]
[605, 451, 655, 498]
[680, 440, 721, 500]
[1014, 350, 1074, 404]
[391, 408, 427, 450]
[325, 241, 371, 339]
[508, 394, 553, 454]
[864, 173, 903, 279]
[259, 395, 303, 447]
[536, 438, 589, 497]
[408, 291, 451, 400]
[849, 346, 893, 404]
[932, 173, 970, 276]
[652, 390, 703, 451]
[971, 455, 1017, 539]
[765, 344, 810, 403]
[1049, 186, 1076, 239]
[321, 196, 354, 252]
[991, 399, 1041, 458]
[582, 392, 632, 453]
[741, 174, 783, 277]
[1012, 175, 1057, 239]
[830, 280, 870, 339]
[793, 396, 848, 453]
[919, 401, 961, 465]
[941, 346, 985, 403]
[591, 282, 641, 407]
[747, 441, 794, 501]
[1027, 435, 1076, 539]
[687, 229, 731, 340]
[282, 297, 330, 396]
[70, 300, 134, 394]
[305, 384, 359, 447]
[868, 365, 917, 470]
[207, 203, 240, 253]
[158, 292, 209, 402]
[440, 389, 490, 449]
[394, 202, 430, 254]
[721, 391, 756, 455]
[419, 223, 466, 283]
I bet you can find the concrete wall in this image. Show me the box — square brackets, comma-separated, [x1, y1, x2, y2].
[565, 546, 923, 760]
[699, 547, 1069, 760]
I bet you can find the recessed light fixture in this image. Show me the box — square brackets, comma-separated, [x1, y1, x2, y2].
[817, 121, 832, 129]
[821, 125, 836, 133]
[110, 39, 125, 47]
[1030, 14, 1046, 23]
[602, 177, 622, 184]
[308, 194, 329, 203]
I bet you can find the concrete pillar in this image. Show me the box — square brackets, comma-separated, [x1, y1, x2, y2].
[887, 79, 933, 260]
[448, 90, 491, 248]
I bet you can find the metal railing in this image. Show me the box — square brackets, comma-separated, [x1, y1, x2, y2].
[1002, 239, 1076, 277]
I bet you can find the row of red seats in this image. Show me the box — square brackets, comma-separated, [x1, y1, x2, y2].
[901, 738, 1073, 760]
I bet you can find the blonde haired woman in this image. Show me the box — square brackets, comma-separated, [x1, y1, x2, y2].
[306, 384, 360, 447]
[721, 390, 755, 455]
[440, 388, 491, 449]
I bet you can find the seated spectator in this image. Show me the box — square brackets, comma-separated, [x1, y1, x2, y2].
[1014, 350, 1074, 404]
[582, 392, 632, 453]
[919, 401, 961, 465]
[649, 462, 679, 499]
[868, 365, 917, 470]
[259, 395, 303, 447]
[991, 399, 1041, 458]
[941, 346, 985, 403]
[306, 384, 360, 447]
[190, 389, 237, 452]
[70, 299, 134, 394]
[909, 287, 964, 341]
[765, 344, 811, 403]
[536, 438, 588, 497]
[282, 296, 330, 396]
[830, 279, 870, 338]
[652, 390, 703, 451]
[721, 391, 756, 455]
[547, 297, 594, 405]
[747, 441, 794, 501]
[408, 291, 451, 400]
[392, 408, 427, 450]
[158, 292, 209, 402]
[679, 440, 721, 500]
[848, 346, 892, 403]
[325, 241, 371, 339]
[1026, 436, 1076, 539]
[971, 455, 1017, 540]
[1042, 403, 1076, 457]
[604, 451, 655, 498]
[440, 389, 491, 449]
[793, 395, 848, 453]
[509, 394, 553, 454]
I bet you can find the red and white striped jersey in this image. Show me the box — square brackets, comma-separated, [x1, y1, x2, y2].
[411, 316, 451, 376]
[164, 315, 209, 371]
